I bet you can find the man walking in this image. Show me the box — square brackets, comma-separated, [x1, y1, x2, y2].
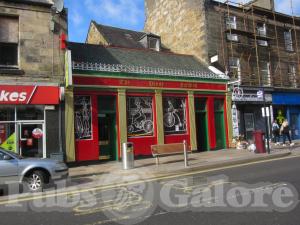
[272, 120, 280, 145]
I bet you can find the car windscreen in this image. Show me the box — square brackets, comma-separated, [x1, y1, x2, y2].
[0, 149, 23, 159]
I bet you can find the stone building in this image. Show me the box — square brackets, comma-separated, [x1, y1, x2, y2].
[0, 0, 68, 159]
[145, 0, 300, 142]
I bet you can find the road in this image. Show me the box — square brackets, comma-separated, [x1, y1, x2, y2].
[0, 155, 300, 225]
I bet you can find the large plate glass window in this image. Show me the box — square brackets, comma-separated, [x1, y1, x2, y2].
[163, 97, 187, 134]
[127, 96, 154, 137]
[74, 96, 92, 140]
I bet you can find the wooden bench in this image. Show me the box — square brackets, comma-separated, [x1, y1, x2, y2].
[151, 141, 191, 167]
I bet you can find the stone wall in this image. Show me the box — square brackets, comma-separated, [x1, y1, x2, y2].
[86, 22, 108, 45]
[144, 0, 209, 64]
[0, 1, 67, 84]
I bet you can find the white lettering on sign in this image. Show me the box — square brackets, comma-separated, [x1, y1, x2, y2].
[0, 90, 27, 102]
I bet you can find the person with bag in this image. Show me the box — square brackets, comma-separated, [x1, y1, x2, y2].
[272, 120, 280, 145]
[280, 119, 294, 146]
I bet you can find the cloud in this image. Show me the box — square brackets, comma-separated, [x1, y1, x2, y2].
[70, 9, 84, 26]
[84, 0, 144, 26]
[214, 0, 299, 15]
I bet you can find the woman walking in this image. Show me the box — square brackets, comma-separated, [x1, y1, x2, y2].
[280, 119, 294, 146]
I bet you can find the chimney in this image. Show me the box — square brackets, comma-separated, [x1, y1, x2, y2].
[253, 0, 275, 11]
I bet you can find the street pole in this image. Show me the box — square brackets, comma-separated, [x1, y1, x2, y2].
[262, 86, 270, 154]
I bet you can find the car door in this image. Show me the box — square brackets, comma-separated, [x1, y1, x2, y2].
[0, 151, 19, 185]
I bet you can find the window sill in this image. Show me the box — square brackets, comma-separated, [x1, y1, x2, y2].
[0, 68, 25, 75]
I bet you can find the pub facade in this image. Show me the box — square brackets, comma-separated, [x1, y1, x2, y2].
[65, 42, 231, 162]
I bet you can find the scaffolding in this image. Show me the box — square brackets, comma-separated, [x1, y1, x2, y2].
[217, 0, 300, 88]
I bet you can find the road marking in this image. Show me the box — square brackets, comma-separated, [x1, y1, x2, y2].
[0, 154, 299, 206]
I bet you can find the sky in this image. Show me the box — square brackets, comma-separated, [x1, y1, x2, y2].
[64, 0, 300, 43]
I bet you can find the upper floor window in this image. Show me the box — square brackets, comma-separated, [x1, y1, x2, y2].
[229, 57, 241, 80]
[288, 64, 297, 88]
[284, 30, 294, 52]
[148, 37, 160, 51]
[260, 62, 271, 86]
[0, 16, 19, 67]
[226, 16, 238, 41]
[257, 23, 268, 46]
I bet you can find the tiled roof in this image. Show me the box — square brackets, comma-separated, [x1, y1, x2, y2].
[68, 42, 228, 80]
[91, 21, 170, 51]
[92, 22, 146, 49]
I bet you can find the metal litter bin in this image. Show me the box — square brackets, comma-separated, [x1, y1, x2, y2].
[122, 142, 134, 170]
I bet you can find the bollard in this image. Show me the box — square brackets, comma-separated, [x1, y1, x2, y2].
[183, 140, 189, 168]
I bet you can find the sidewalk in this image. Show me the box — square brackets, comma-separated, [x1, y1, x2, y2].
[69, 147, 295, 183]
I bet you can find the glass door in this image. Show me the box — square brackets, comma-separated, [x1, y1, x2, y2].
[18, 123, 45, 158]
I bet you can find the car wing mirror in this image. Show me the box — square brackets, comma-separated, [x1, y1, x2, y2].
[3, 155, 12, 160]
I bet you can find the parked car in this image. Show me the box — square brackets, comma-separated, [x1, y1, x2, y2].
[0, 148, 68, 192]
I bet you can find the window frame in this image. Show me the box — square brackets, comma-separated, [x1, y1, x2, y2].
[229, 57, 241, 80]
[288, 64, 297, 88]
[0, 15, 19, 68]
[284, 30, 294, 52]
[256, 23, 268, 46]
[260, 62, 271, 86]
[226, 15, 239, 42]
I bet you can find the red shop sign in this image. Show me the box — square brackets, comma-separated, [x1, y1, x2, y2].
[0, 85, 60, 105]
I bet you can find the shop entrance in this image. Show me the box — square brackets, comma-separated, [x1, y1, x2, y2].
[195, 98, 209, 151]
[98, 96, 117, 160]
[18, 123, 45, 158]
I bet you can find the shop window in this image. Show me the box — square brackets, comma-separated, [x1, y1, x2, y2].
[0, 16, 19, 67]
[163, 97, 187, 134]
[214, 99, 224, 111]
[74, 96, 92, 140]
[127, 96, 154, 137]
[0, 106, 15, 121]
[284, 30, 294, 52]
[0, 123, 16, 152]
[195, 98, 207, 111]
[17, 106, 44, 121]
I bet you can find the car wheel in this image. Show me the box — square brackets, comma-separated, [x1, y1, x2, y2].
[24, 170, 45, 192]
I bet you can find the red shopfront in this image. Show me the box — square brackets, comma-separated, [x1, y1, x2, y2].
[73, 76, 229, 162]
[0, 85, 61, 158]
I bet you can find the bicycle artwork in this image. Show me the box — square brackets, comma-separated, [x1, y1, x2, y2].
[74, 96, 92, 139]
[127, 97, 154, 136]
[163, 98, 187, 134]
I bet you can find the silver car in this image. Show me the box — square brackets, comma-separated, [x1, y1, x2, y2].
[0, 148, 68, 192]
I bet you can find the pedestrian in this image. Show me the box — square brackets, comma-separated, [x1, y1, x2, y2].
[272, 120, 280, 145]
[280, 119, 294, 146]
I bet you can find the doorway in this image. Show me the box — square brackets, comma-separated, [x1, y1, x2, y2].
[98, 95, 117, 160]
[214, 99, 226, 150]
[18, 123, 45, 158]
[195, 98, 209, 151]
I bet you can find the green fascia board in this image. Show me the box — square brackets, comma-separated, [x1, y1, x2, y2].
[73, 70, 229, 84]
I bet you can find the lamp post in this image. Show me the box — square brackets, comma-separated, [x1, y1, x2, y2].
[261, 86, 270, 154]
